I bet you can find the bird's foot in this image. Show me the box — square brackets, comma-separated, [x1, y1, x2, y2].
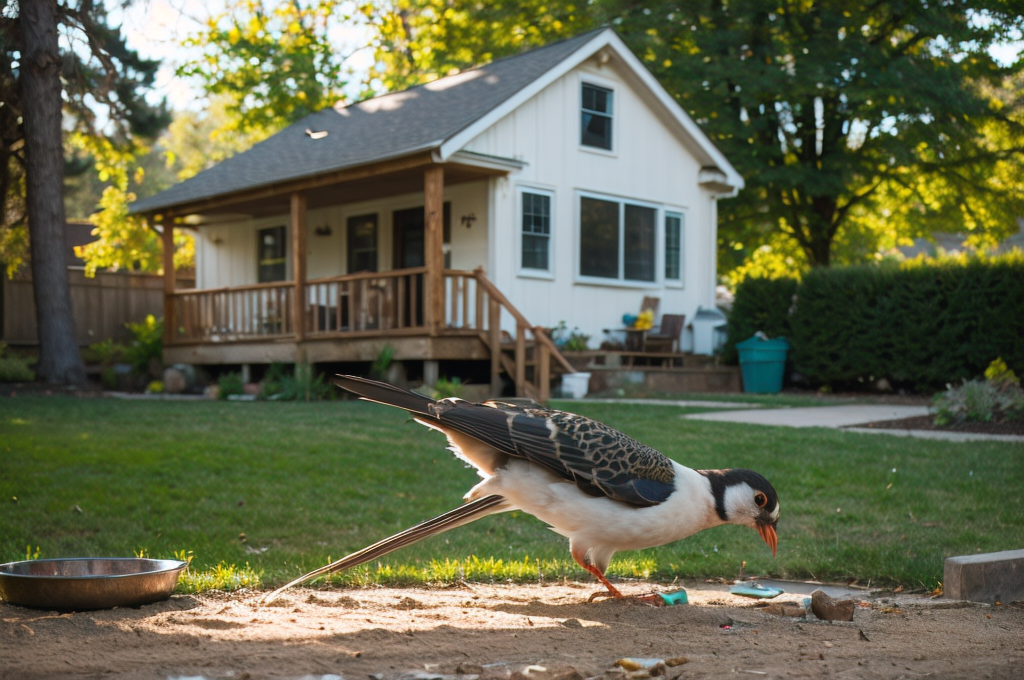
[587, 590, 668, 605]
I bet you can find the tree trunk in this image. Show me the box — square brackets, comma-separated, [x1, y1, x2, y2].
[20, 0, 87, 386]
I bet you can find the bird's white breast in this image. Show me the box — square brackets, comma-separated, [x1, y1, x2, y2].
[469, 459, 721, 552]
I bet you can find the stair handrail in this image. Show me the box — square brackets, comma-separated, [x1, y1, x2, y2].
[471, 267, 576, 376]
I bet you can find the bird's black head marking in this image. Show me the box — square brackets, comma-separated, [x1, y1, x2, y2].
[698, 469, 779, 522]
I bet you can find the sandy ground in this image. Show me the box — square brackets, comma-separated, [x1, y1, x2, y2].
[2, 581, 1022, 680]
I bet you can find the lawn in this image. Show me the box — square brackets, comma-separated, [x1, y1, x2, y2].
[2, 395, 1021, 593]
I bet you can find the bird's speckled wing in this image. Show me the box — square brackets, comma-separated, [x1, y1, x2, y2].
[433, 400, 676, 508]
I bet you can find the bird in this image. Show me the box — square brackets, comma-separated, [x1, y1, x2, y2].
[264, 375, 780, 604]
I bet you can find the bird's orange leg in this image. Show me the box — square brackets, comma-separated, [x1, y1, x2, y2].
[571, 547, 623, 601]
[572, 548, 668, 605]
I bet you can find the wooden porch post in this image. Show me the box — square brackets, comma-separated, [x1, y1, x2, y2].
[424, 165, 444, 335]
[291, 191, 307, 341]
[160, 214, 175, 346]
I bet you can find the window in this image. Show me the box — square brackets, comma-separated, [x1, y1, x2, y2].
[665, 212, 683, 282]
[521, 190, 552, 272]
[257, 225, 286, 282]
[581, 83, 613, 150]
[579, 195, 656, 283]
[347, 213, 378, 273]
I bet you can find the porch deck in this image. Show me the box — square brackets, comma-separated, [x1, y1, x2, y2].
[163, 267, 574, 401]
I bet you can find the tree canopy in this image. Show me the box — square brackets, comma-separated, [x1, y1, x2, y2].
[364, 0, 1024, 273]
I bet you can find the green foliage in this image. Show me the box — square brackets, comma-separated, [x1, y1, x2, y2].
[370, 344, 395, 381]
[722, 276, 799, 364]
[70, 134, 194, 277]
[431, 376, 464, 400]
[260, 362, 334, 401]
[179, 0, 354, 135]
[217, 372, 245, 399]
[0, 342, 35, 383]
[984, 357, 1020, 389]
[549, 321, 591, 351]
[124, 315, 164, 376]
[934, 358, 1024, 426]
[81, 339, 128, 366]
[789, 254, 1024, 391]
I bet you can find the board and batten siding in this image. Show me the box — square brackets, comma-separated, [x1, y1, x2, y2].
[465, 58, 721, 348]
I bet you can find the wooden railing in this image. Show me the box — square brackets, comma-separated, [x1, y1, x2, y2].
[171, 281, 294, 342]
[465, 268, 575, 402]
[305, 268, 427, 336]
[168, 267, 573, 401]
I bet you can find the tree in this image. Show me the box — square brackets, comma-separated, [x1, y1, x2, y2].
[178, 0, 358, 136]
[364, 0, 1024, 272]
[1, 0, 169, 385]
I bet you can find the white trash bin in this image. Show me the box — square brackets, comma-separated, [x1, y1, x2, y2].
[561, 372, 591, 399]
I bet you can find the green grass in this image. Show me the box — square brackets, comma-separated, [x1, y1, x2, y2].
[1, 396, 1021, 593]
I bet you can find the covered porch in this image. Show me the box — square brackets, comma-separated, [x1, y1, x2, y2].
[151, 156, 571, 401]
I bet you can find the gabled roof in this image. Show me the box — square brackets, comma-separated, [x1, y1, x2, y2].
[131, 28, 742, 215]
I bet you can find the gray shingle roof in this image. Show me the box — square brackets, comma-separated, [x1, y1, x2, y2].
[130, 29, 606, 214]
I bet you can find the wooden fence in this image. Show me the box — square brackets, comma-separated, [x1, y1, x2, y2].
[1, 268, 194, 346]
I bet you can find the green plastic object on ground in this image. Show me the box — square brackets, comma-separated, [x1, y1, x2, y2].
[657, 588, 689, 605]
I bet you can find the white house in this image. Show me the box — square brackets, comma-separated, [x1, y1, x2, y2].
[131, 28, 743, 399]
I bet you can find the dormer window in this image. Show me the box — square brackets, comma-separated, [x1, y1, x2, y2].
[581, 83, 613, 150]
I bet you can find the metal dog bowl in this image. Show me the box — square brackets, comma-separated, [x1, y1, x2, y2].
[0, 558, 187, 611]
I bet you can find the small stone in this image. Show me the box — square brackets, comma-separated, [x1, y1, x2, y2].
[811, 590, 856, 622]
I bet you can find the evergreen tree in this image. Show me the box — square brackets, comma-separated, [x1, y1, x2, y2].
[1, 0, 169, 385]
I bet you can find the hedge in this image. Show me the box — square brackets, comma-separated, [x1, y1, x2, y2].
[725, 254, 1024, 392]
[722, 276, 799, 364]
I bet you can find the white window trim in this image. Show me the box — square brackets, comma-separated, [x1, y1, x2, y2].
[574, 190, 664, 289]
[664, 209, 685, 289]
[516, 185, 556, 280]
[579, 73, 617, 157]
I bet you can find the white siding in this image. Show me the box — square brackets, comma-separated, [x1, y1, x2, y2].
[193, 183, 490, 285]
[464, 59, 722, 346]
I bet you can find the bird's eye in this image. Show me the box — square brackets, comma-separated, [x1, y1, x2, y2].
[754, 493, 767, 508]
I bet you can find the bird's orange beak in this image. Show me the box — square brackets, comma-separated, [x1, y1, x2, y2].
[757, 522, 778, 557]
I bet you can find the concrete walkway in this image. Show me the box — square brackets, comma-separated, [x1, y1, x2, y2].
[683, 404, 1024, 443]
[684, 404, 929, 428]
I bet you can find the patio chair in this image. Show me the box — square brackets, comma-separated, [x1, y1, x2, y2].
[645, 314, 686, 354]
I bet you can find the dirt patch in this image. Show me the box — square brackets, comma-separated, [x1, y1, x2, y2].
[853, 414, 1024, 436]
[3, 582, 1022, 679]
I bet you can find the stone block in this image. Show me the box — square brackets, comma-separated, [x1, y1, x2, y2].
[943, 549, 1024, 603]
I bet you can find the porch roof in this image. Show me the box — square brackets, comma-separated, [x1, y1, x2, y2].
[130, 29, 605, 217]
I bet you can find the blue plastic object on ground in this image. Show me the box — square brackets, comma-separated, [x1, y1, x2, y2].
[730, 582, 785, 598]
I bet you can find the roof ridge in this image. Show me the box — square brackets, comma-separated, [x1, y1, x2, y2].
[335, 27, 609, 114]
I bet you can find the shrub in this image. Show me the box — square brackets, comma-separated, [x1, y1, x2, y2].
[432, 376, 464, 400]
[82, 339, 127, 365]
[217, 372, 244, 400]
[260, 362, 333, 401]
[789, 254, 1024, 391]
[722, 276, 798, 364]
[934, 359, 1024, 425]
[0, 342, 34, 383]
[125, 315, 163, 377]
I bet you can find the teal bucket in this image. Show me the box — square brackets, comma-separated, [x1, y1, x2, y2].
[736, 336, 790, 394]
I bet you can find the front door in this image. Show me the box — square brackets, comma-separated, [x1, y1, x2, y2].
[393, 204, 450, 328]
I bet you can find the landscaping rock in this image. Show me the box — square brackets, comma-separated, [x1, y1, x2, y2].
[163, 367, 186, 394]
[810, 589, 856, 621]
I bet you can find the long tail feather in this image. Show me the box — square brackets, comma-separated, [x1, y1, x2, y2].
[262, 494, 508, 604]
[334, 375, 437, 416]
